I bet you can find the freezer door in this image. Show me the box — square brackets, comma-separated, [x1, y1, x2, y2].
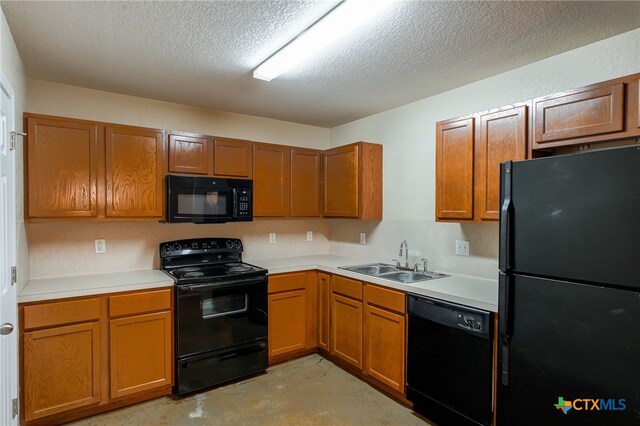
[506, 146, 640, 289]
[497, 274, 640, 425]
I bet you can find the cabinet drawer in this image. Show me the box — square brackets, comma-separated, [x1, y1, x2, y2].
[332, 275, 363, 301]
[268, 273, 307, 294]
[109, 289, 172, 318]
[23, 298, 101, 330]
[364, 284, 405, 314]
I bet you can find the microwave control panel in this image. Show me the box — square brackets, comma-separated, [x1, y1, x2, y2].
[237, 189, 251, 217]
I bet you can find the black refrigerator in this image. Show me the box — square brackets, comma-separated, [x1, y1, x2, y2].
[497, 146, 640, 425]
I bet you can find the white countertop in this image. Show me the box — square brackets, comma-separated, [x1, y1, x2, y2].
[19, 269, 174, 303]
[246, 254, 498, 312]
[19, 255, 498, 311]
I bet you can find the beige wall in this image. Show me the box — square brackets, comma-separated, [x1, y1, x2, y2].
[28, 220, 330, 279]
[1, 9, 28, 291]
[329, 28, 640, 279]
[26, 80, 332, 279]
[28, 79, 330, 149]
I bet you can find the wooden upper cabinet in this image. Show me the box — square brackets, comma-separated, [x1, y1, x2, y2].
[324, 144, 358, 217]
[436, 117, 474, 221]
[105, 125, 164, 218]
[168, 133, 211, 175]
[475, 105, 527, 221]
[323, 142, 382, 220]
[290, 148, 321, 217]
[253, 143, 290, 217]
[23, 322, 101, 421]
[533, 82, 624, 148]
[26, 116, 100, 218]
[213, 138, 253, 178]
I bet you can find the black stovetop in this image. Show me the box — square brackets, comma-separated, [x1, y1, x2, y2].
[159, 238, 267, 285]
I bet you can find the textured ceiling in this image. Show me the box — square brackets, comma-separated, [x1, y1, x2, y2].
[3, 1, 640, 127]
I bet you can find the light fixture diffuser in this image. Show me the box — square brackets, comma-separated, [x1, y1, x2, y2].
[253, 0, 396, 81]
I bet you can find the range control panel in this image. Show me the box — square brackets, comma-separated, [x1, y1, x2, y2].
[457, 313, 484, 332]
[160, 238, 243, 257]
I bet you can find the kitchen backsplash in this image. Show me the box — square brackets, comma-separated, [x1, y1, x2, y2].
[328, 219, 499, 280]
[27, 220, 330, 279]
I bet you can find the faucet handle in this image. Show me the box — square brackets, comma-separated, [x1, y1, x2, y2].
[421, 258, 428, 273]
[392, 258, 401, 268]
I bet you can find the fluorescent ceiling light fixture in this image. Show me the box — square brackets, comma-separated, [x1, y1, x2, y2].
[253, 0, 396, 81]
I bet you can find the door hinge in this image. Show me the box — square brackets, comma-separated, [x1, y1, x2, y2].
[12, 398, 18, 419]
[9, 131, 26, 151]
[10, 266, 16, 286]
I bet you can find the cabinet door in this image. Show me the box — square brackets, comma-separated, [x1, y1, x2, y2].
[253, 144, 290, 217]
[23, 322, 101, 421]
[364, 304, 405, 393]
[168, 133, 210, 175]
[330, 293, 363, 370]
[533, 83, 624, 147]
[268, 289, 306, 358]
[213, 138, 253, 178]
[323, 144, 358, 217]
[317, 273, 330, 351]
[291, 148, 321, 217]
[476, 106, 527, 221]
[105, 125, 164, 217]
[26, 117, 99, 218]
[109, 311, 172, 399]
[436, 118, 474, 220]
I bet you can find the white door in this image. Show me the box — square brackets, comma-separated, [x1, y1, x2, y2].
[0, 72, 18, 425]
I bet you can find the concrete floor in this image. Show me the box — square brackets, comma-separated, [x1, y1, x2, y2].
[70, 354, 433, 425]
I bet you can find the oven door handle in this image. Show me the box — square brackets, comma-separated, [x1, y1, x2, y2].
[178, 276, 267, 292]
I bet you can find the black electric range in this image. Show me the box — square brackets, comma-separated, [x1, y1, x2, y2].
[160, 238, 268, 395]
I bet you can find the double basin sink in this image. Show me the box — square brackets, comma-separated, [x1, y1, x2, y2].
[339, 263, 449, 284]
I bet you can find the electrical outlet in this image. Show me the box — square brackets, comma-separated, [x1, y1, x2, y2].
[95, 239, 106, 254]
[455, 239, 469, 256]
[306, 231, 313, 241]
[269, 233, 277, 244]
[360, 232, 366, 245]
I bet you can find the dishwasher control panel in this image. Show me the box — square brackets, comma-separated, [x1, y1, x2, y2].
[457, 313, 484, 332]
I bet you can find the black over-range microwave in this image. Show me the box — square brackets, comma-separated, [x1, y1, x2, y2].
[165, 175, 253, 223]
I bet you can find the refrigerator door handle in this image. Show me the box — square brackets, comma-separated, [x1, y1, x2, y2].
[499, 161, 514, 271]
[498, 272, 513, 386]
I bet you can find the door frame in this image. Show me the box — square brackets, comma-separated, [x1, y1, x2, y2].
[0, 70, 18, 425]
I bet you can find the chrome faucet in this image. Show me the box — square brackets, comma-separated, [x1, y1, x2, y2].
[399, 240, 409, 269]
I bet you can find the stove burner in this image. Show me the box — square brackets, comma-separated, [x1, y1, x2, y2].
[178, 267, 200, 272]
[183, 271, 205, 278]
[226, 263, 253, 274]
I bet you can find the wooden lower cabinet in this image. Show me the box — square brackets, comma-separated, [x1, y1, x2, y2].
[330, 293, 363, 370]
[20, 288, 173, 424]
[363, 284, 406, 394]
[23, 322, 101, 421]
[267, 272, 317, 363]
[109, 311, 172, 399]
[317, 273, 330, 351]
[268, 289, 307, 357]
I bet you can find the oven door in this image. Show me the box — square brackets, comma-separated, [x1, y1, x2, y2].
[167, 176, 235, 223]
[175, 276, 268, 359]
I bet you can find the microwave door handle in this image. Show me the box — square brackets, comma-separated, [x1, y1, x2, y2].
[232, 188, 238, 218]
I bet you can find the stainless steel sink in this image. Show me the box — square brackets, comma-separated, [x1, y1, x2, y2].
[343, 263, 397, 275]
[339, 263, 449, 283]
[378, 271, 433, 283]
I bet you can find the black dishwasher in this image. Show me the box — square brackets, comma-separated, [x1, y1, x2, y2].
[407, 294, 493, 426]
